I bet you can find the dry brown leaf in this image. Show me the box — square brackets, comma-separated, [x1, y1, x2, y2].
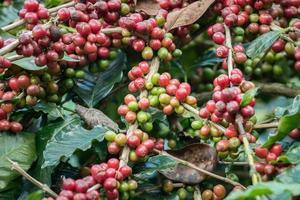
[165, 0, 215, 31]
[76, 104, 118, 131]
[135, 0, 160, 15]
[160, 143, 217, 184]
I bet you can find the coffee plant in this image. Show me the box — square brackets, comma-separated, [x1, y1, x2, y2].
[0, 0, 299, 199]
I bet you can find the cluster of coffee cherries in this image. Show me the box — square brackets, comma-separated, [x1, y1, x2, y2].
[208, 0, 300, 82]
[19, 0, 49, 30]
[52, 158, 137, 200]
[201, 184, 227, 200]
[200, 69, 256, 123]
[145, 72, 196, 115]
[255, 143, 283, 177]
[127, 61, 150, 93]
[104, 129, 164, 161]
[162, 180, 195, 199]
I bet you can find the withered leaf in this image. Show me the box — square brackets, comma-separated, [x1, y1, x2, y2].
[160, 143, 217, 184]
[76, 104, 118, 131]
[135, 0, 160, 15]
[165, 0, 215, 31]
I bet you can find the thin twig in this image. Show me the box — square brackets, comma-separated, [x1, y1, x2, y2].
[253, 122, 279, 129]
[182, 103, 227, 133]
[218, 161, 249, 166]
[224, 25, 233, 77]
[7, 158, 58, 198]
[153, 149, 247, 190]
[236, 114, 260, 185]
[87, 183, 101, 192]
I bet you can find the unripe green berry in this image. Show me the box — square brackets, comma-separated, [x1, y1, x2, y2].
[158, 47, 169, 60]
[105, 130, 117, 142]
[128, 101, 139, 112]
[191, 120, 204, 130]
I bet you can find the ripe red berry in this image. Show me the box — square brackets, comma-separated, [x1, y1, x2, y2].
[136, 144, 149, 157]
[10, 122, 23, 133]
[75, 179, 89, 193]
[103, 177, 118, 190]
[143, 139, 155, 151]
[175, 88, 188, 102]
[62, 178, 76, 191]
[266, 152, 277, 162]
[132, 39, 145, 52]
[264, 164, 275, 175]
[216, 46, 229, 58]
[159, 73, 170, 86]
[259, 13, 273, 24]
[24, 0, 39, 12]
[270, 144, 283, 156]
[107, 158, 120, 169]
[108, 142, 121, 154]
[127, 135, 141, 148]
[212, 32, 225, 44]
[255, 162, 265, 174]
[57, 8, 70, 21]
[119, 165, 132, 177]
[289, 128, 300, 139]
[255, 146, 269, 158]
[216, 140, 229, 152]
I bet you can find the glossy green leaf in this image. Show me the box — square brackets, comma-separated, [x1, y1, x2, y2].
[246, 30, 282, 59]
[240, 88, 259, 107]
[26, 190, 42, 200]
[192, 50, 222, 67]
[263, 96, 300, 148]
[0, 1, 23, 28]
[0, 133, 36, 191]
[42, 117, 108, 168]
[277, 144, 300, 164]
[12, 57, 47, 71]
[134, 155, 177, 179]
[225, 181, 300, 200]
[74, 52, 126, 107]
[33, 102, 69, 121]
[276, 164, 300, 184]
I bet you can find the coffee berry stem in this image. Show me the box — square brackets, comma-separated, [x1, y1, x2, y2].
[182, 103, 227, 133]
[236, 114, 260, 185]
[7, 158, 58, 198]
[153, 149, 246, 190]
[6, 54, 24, 62]
[253, 122, 279, 129]
[224, 25, 233, 78]
[1, 0, 75, 32]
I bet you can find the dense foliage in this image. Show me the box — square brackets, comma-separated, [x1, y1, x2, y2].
[0, 0, 299, 199]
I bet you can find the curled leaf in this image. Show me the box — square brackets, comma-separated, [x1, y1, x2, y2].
[135, 0, 160, 15]
[165, 0, 215, 31]
[160, 143, 217, 184]
[76, 104, 119, 131]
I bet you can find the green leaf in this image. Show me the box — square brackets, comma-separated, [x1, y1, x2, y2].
[33, 101, 68, 121]
[192, 50, 222, 67]
[42, 117, 108, 168]
[278, 144, 300, 164]
[240, 88, 259, 107]
[263, 95, 300, 148]
[12, 57, 47, 71]
[74, 52, 126, 107]
[0, 133, 36, 191]
[246, 31, 282, 59]
[276, 164, 300, 184]
[134, 155, 177, 178]
[0, 1, 23, 28]
[61, 53, 79, 62]
[26, 190, 42, 200]
[225, 181, 300, 200]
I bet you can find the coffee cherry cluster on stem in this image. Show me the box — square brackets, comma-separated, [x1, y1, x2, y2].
[104, 129, 163, 161]
[201, 184, 227, 200]
[19, 0, 49, 30]
[208, 0, 300, 81]
[54, 158, 137, 200]
[254, 143, 284, 177]
[200, 69, 256, 132]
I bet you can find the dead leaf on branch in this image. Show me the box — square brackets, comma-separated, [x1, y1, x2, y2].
[165, 0, 215, 31]
[160, 143, 217, 184]
[135, 0, 160, 15]
[76, 104, 118, 131]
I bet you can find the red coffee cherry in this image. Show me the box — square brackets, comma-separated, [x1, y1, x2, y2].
[255, 146, 269, 158]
